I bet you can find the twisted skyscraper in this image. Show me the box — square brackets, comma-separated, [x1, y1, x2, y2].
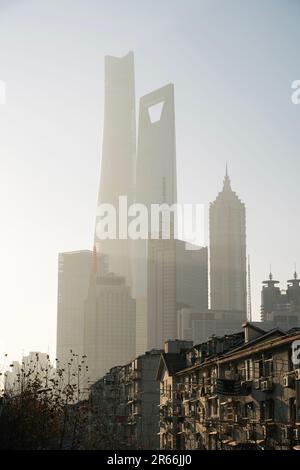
[94, 51, 136, 287]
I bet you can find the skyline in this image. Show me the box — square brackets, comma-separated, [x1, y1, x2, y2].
[1, 0, 300, 363]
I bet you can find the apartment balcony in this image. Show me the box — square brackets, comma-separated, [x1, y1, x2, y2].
[124, 370, 141, 383]
[132, 370, 141, 380]
[126, 416, 137, 426]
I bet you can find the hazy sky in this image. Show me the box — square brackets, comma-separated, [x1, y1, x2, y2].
[0, 0, 300, 365]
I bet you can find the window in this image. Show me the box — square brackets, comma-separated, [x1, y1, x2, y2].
[245, 402, 255, 420]
[263, 358, 273, 377]
[245, 359, 253, 381]
[148, 101, 165, 123]
[260, 400, 274, 421]
[254, 359, 263, 379]
[289, 398, 296, 423]
[208, 398, 218, 417]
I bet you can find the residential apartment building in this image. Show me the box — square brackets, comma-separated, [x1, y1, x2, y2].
[90, 349, 162, 449]
[4, 352, 54, 395]
[157, 325, 300, 450]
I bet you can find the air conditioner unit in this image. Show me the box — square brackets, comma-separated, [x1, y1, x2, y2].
[261, 379, 272, 392]
[283, 375, 294, 388]
[253, 379, 261, 390]
[295, 369, 300, 380]
[295, 428, 300, 440]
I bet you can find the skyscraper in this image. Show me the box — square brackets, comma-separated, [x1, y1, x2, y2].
[84, 272, 136, 382]
[56, 250, 108, 366]
[260, 272, 282, 321]
[135, 83, 176, 211]
[260, 271, 300, 329]
[83, 52, 137, 382]
[147, 237, 177, 350]
[134, 83, 177, 354]
[209, 169, 247, 312]
[147, 239, 208, 350]
[175, 242, 208, 311]
[286, 270, 300, 306]
[94, 51, 136, 288]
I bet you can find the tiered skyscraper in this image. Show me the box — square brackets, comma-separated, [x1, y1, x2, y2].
[209, 168, 247, 313]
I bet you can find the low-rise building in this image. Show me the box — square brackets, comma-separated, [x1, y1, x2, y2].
[157, 324, 300, 450]
[90, 349, 162, 449]
[4, 352, 53, 394]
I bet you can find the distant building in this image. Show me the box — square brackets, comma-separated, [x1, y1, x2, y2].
[134, 83, 177, 356]
[261, 271, 300, 329]
[177, 308, 246, 345]
[147, 239, 208, 350]
[90, 349, 162, 450]
[147, 237, 176, 351]
[286, 271, 300, 306]
[84, 273, 136, 383]
[175, 242, 208, 311]
[94, 51, 136, 288]
[209, 168, 247, 313]
[157, 326, 300, 450]
[4, 352, 52, 394]
[56, 250, 108, 367]
[261, 272, 282, 321]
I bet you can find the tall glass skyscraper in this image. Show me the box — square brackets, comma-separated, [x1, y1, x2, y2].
[94, 51, 136, 288]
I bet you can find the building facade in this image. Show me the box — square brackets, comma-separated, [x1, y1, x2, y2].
[56, 250, 109, 366]
[90, 349, 162, 449]
[261, 271, 300, 329]
[177, 308, 246, 345]
[4, 352, 54, 394]
[84, 273, 136, 383]
[134, 84, 177, 355]
[148, 239, 208, 350]
[94, 51, 136, 288]
[157, 326, 300, 450]
[209, 169, 247, 313]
